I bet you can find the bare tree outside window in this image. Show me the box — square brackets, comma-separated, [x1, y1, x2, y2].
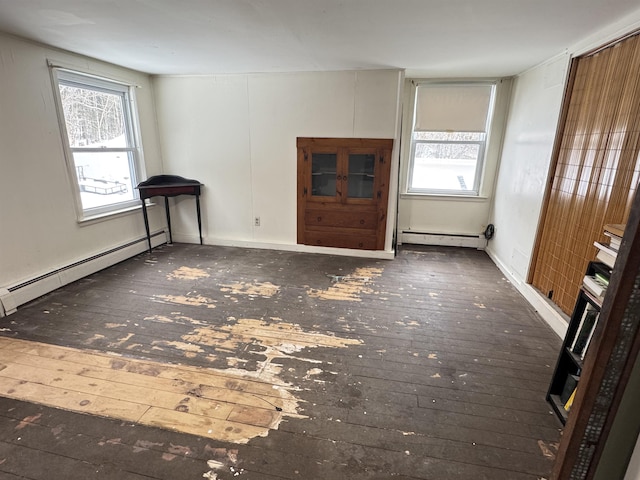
[59, 86, 126, 147]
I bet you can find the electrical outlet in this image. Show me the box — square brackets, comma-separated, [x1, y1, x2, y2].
[254, 216, 260, 227]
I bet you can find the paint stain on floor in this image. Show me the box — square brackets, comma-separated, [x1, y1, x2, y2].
[307, 267, 384, 301]
[152, 294, 217, 309]
[151, 340, 205, 355]
[144, 314, 207, 326]
[105, 323, 128, 329]
[167, 266, 210, 281]
[219, 281, 280, 298]
[15, 413, 42, 430]
[180, 317, 362, 365]
[537, 440, 559, 459]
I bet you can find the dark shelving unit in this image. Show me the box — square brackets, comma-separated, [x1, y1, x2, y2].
[546, 261, 612, 424]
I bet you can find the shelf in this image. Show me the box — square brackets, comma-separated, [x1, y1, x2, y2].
[581, 287, 603, 309]
[564, 347, 584, 369]
[591, 261, 612, 277]
[549, 394, 569, 424]
[547, 260, 608, 424]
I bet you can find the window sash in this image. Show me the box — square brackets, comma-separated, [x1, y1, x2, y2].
[58, 78, 133, 150]
[70, 147, 137, 153]
[71, 149, 139, 217]
[52, 68, 143, 219]
[412, 139, 485, 146]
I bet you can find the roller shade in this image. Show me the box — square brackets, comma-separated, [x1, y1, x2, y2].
[414, 84, 493, 132]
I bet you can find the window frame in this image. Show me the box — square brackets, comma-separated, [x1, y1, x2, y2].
[406, 81, 496, 197]
[51, 67, 145, 221]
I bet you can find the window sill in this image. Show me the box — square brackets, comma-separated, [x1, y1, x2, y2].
[401, 192, 489, 201]
[78, 202, 155, 226]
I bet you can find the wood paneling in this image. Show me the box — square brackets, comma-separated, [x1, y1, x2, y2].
[532, 33, 640, 315]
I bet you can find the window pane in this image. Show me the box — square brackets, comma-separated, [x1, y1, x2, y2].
[410, 142, 480, 191]
[59, 85, 127, 148]
[348, 153, 375, 199]
[312, 153, 337, 197]
[73, 151, 135, 210]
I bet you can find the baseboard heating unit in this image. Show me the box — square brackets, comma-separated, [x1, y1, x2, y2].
[400, 231, 487, 249]
[0, 231, 166, 317]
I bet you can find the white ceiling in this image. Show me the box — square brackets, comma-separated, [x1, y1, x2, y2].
[0, 0, 638, 77]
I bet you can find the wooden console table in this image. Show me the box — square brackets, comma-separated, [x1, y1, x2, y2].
[136, 175, 204, 253]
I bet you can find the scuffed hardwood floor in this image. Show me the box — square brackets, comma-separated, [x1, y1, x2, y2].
[0, 244, 563, 479]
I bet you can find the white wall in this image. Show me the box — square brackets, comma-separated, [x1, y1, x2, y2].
[0, 33, 164, 289]
[396, 78, 512, 239]
[487, 54, 570, 283]
[152, 70, 403, 252]
[485, 53, 588, 337]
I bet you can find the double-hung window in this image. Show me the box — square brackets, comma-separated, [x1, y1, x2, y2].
[408, 83, 495, 195]
[53, 69, 143, 219]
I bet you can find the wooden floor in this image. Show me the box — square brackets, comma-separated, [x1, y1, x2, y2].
[0, 243, 563, 479]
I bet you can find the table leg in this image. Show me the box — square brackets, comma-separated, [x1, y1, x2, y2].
[164, 196, 173, 244]
[141, 200, 152, 253]
[196, 194, 203, 245]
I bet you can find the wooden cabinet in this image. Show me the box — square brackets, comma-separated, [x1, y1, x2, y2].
[297, 137, 393, 250]
[546, 261, 611, 424]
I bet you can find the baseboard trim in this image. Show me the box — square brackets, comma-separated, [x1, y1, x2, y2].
[486, 247, 568, 339]
[171, 234, 396, 260]
[0, 231, 167, 317]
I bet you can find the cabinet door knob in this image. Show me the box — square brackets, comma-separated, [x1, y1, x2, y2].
[317, 216, 322, 222]
[360, 219, 365, 225]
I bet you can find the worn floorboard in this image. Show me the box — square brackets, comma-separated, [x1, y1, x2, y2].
[0, 244, 563, 479]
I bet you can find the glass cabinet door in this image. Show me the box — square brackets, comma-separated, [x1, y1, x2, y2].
[347, 152, 375, 199]
[311, 153, 338, 197]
